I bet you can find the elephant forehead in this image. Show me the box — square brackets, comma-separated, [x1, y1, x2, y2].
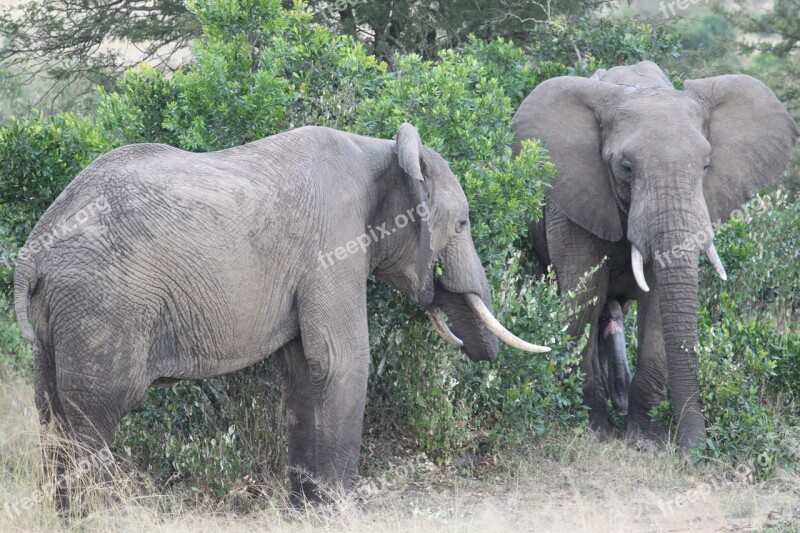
[612, 90, 706, 124]
[430, 174, 468, 211]
[601, 96, 709, 153]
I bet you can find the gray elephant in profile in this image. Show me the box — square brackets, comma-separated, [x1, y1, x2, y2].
[514, 61, 799, 450]
[14, 123, 547, 509]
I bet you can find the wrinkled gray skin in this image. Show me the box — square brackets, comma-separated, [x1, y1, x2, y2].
[14, 123, 503, 508]
[514, 61, 799, 450]
[594, 299, 631, 419]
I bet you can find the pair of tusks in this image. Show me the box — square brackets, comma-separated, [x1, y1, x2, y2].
[426, 294, 551, 353]
[631, 242, 728, 293]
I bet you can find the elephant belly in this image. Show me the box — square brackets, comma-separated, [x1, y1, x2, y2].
[157, 282, 302, 380]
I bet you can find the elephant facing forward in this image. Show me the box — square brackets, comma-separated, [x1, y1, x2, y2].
[14, 123, 547, 509]
[514, 61, 799, 450]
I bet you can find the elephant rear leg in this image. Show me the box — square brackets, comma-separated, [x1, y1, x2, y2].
[51, 347, 150, 514]
[276, 338, 318, 505]
[33, 336, 71, 509]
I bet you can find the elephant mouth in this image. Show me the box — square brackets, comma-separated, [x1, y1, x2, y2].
[426, 294, 550, 354]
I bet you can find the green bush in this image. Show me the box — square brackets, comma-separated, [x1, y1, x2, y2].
[0, 293, 33, 376]
[526, 16, 682, 78]
[114, 360, 286, 498]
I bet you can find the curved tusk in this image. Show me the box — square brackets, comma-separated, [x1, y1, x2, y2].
[463, 293, 551, 353]
[426, 307, 464, 348]
[705, 242, 728, 281]
[631, 245, 650, 293]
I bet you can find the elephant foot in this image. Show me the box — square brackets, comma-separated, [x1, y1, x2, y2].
[286, 488, 367, 520]
[591, 416, 632, 441]
[624, 416, 670, 450]
[589, 414, 616, 441]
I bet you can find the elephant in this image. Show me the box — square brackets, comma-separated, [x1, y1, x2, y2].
[513, 61, 799, 450]
[14, 123, 548, 509]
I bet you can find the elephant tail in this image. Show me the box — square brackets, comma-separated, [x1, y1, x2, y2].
[13, 258, 38, 343]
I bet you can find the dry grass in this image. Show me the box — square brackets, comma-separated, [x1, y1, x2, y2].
[1, 375, 798, 532]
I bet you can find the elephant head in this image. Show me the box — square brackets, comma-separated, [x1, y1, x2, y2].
[513, 61, 799, 449]
[373, 123, 549, 362]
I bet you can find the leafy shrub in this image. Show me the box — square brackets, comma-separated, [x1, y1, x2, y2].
[526, 16, 682, 78]
[0, 293, 33, 376]
[114, 360, 286, 498]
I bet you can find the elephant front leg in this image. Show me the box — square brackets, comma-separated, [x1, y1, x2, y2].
[626, 280, 669, 446]
[281, 281, 371, 506]
[545, 205, 613, 436]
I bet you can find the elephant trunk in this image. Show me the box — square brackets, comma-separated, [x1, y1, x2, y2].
[652, 239, 706, 450]
[432, 282, 499, 362]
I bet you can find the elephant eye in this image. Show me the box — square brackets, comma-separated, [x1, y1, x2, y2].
[621, 161, 633, 173]
[703, 163, 711, 172]
[456, 219, 468, 233]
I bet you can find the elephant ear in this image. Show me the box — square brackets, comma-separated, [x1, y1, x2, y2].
[685, 75, 800, 224]
[396, 122, 434, 305]
[512, 76, 626, 242]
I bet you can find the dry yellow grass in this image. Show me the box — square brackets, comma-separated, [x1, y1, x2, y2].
[1, 375, 798, 532]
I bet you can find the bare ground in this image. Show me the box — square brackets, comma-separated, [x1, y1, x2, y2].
[1, 376, 798, 532]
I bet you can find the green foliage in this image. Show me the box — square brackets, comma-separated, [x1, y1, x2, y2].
[0, 293, 32, 376]
[661, 12, 741, 79]
[695, 301, 797, 478]
[463, 253, 587, 439]
[717, 0, 800, 192]
[0, 67, 99, 125]
[307, 0, 595, 61]
[0, 0, 199, 86]
[114, 360, 286, 497]
[702, 192, 799, 336]
[725, 0, 799, 58]
[671, 12, 735, 52]
[464, 141, 553, 270]
[526, 16, 682, 77]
